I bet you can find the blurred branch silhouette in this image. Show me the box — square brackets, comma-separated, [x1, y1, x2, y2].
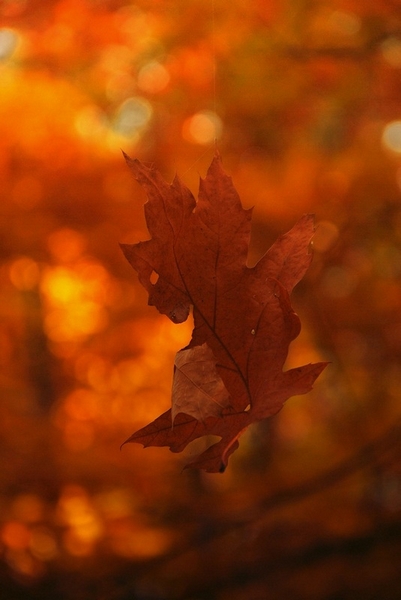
[106, 418, 401, 599]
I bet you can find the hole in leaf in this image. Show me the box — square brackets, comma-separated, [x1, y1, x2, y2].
[244, 404, 251, 412]
[150, 270, 159, 284]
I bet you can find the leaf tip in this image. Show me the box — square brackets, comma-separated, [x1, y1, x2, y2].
[121, 150, 132, 164]
[119, 436, 131, 451]
[208, 147, 224, 172]
[299, 213, 316, 231]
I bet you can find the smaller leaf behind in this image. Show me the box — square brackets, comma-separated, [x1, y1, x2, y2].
[172, 343, 231, 423]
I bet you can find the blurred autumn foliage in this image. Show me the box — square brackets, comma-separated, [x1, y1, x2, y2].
[1, 0, 401, 598]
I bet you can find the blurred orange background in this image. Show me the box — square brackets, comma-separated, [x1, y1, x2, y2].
[1, 1, 401, 598]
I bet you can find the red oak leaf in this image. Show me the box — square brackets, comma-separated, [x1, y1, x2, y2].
[121, 152, 328, 472]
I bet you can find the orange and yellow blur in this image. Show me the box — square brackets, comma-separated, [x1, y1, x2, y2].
[1, 1, 401, 599]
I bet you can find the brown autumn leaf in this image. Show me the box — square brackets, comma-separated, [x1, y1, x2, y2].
[172, 343, 231, 423]
[121, 152, 328, 472]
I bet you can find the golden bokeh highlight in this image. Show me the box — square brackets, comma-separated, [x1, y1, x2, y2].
[40, 256, 116, 344]
[47, 229, 86, 263]
[381, 36, 401, 68]
[57, 485, 103, 556]
[137, 61, 170, 94]
[9, 257, 40, 291]
[382, 120, 401, 153]
[29, 527, 58, 562]
[182, 110, 222, 145]
[1, 521, 31, 551]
